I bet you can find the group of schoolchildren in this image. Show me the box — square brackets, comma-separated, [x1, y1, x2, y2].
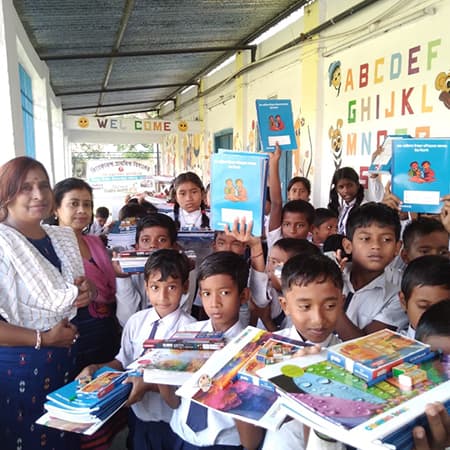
[79, 144, 450, 450]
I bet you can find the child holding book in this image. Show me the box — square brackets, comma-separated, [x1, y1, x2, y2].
[266, 145, 315, 250]
[261, 253, 344, 450]
[159, 251, 264, 450]
[169, 171, 210, 231]
[335, 202, 408, 340]
[399, 255, 450, 338]
[115, 213, 182, 326]
[78, 249, 196, 450]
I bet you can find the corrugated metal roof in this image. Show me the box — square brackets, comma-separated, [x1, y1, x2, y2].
[13, 0, 308, 116]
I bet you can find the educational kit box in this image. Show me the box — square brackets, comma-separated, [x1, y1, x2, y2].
[143, 330, 226, 351]
[255, 99, 297, 152]
[391, 138, 450, 213]
[210, 150, 269, 236]
[326, 329, 433, 385]
[112, 250, 153, 273]
[259, 348, 450, 450]
[175, 326, 315, 430]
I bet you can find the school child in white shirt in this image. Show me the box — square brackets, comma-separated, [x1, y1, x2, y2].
[115, 213, 195, 326]
[262, 253, 344, 450]
[398, 255, 450, 339]
[266, 145, 315, 250]
[169, 172, 210, 231]
[335, 202, 408, 340]
[159, 251, 263, 450]
[78, 249, 196, 450]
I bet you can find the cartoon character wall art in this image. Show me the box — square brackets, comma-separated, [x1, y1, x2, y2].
[435, 71, 450, 109]
[329, 119, 344, 169]
[328, 61, 342, 96]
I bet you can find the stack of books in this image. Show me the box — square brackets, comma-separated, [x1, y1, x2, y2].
[107, 219, 138, 251]
[112, 250, 153, 273]
[36, 367, 132, 435]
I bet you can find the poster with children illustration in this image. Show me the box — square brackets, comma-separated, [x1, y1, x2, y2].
[256, 99, 297, 151]
[392, 138, 450, 213]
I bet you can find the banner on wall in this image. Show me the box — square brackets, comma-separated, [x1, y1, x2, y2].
[322, 5, 450, 192]
[65, 116, 201, 135]
[86, 159, 154, 193]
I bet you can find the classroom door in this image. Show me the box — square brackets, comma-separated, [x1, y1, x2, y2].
[214, 128, 233, 152]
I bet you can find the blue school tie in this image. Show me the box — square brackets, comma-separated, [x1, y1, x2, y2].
[338, 204, 351, 235]
[186, 400, 208, 432]
[148, 319, 160, 339]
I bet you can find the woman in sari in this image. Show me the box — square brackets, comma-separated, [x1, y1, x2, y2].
[0, 157, 93, 449]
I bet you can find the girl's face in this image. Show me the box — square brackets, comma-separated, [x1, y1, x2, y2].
[336, 178, 359, 204]
[288, 181, 309, 201]
[56, 188, 93, 233]
[175, 181, 203, 213]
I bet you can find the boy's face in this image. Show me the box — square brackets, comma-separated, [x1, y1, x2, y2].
[312, 218, 338, 245]
[145, 271, 187, 318]
[96, 216, 107, 227]
[280, 279, 343, 344]
[267, 245, 291, 291]
[401, 231, 449, 263]
[199, 274, 248, 332]
[343, 223, 400, 273]
[137, 226, 173, 251]
[400, 285, 450, 329]
[213, 233, 246, 256]
[281, 211, 311, 239]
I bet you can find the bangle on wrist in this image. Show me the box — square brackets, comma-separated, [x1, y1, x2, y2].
[251, 251, 264, 259]
[35, 329, 42, 350]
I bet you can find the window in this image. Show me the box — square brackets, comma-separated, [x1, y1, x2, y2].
[19, 64, 36, 158]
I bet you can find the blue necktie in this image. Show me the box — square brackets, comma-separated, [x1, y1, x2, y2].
[148, 320, 160, 339]
[186, 400, 208, 432]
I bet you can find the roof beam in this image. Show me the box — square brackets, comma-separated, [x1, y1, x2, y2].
[55, 83, 198, 96]
[40, 45, 256, 61]
[63, 99, 173, 111]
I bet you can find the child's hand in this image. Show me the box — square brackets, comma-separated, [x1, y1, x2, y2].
[224, 218, 260, 248]
[382, 181, 402, 211]
[123, 374, 150, 406]
[413, 402, 450, 450]
[269, 142, 282, 162]
[335, 249, 349, 272]
[75, 364, 98, 382]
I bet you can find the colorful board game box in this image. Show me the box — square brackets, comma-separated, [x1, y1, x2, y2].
[326, 329, 432, 384]
[143, 330, 226, 351]
[392, 138, 450, 213]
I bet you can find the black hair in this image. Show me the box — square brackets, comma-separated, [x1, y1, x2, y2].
[313, 207, 338, 227]
[345, 202, 401, 241]
[171, 171, 210, 230]
[135, 213, 178, 244]
[322, 234, 352, 261]
[144, 249, 190, 284]
[281, 200, 315, 226]
[402, 217, 448, 250]
[401, 255, 450, 301]
[197, 251, 249, 293]
[281, 253, 343, 293]
[95, 206, 109, 219]
[118, 201, 157, 221]
[415, 299, 450, 341]
[328, 167, 364, 214]
[287, 176, 311, 196]
[273, 238, 321, 258]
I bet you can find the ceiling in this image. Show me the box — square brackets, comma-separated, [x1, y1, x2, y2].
[13, 0, 309, 117]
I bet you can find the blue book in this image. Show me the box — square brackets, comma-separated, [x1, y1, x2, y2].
[255, 99, 296, 151]
[210, 151, 269, 236]
[392, 138, 450, 213]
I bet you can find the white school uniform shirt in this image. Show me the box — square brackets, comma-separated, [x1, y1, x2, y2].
[115, 273, 192, 327]
[168, 208, 209, 231]
[170, 319, 245, 447]
[342, 265, 408, 331]
[115, 307, 196, 422]
[248, 268, 290, 329]
[398, 324, 416, 339]
[262, 326, 341, 450]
